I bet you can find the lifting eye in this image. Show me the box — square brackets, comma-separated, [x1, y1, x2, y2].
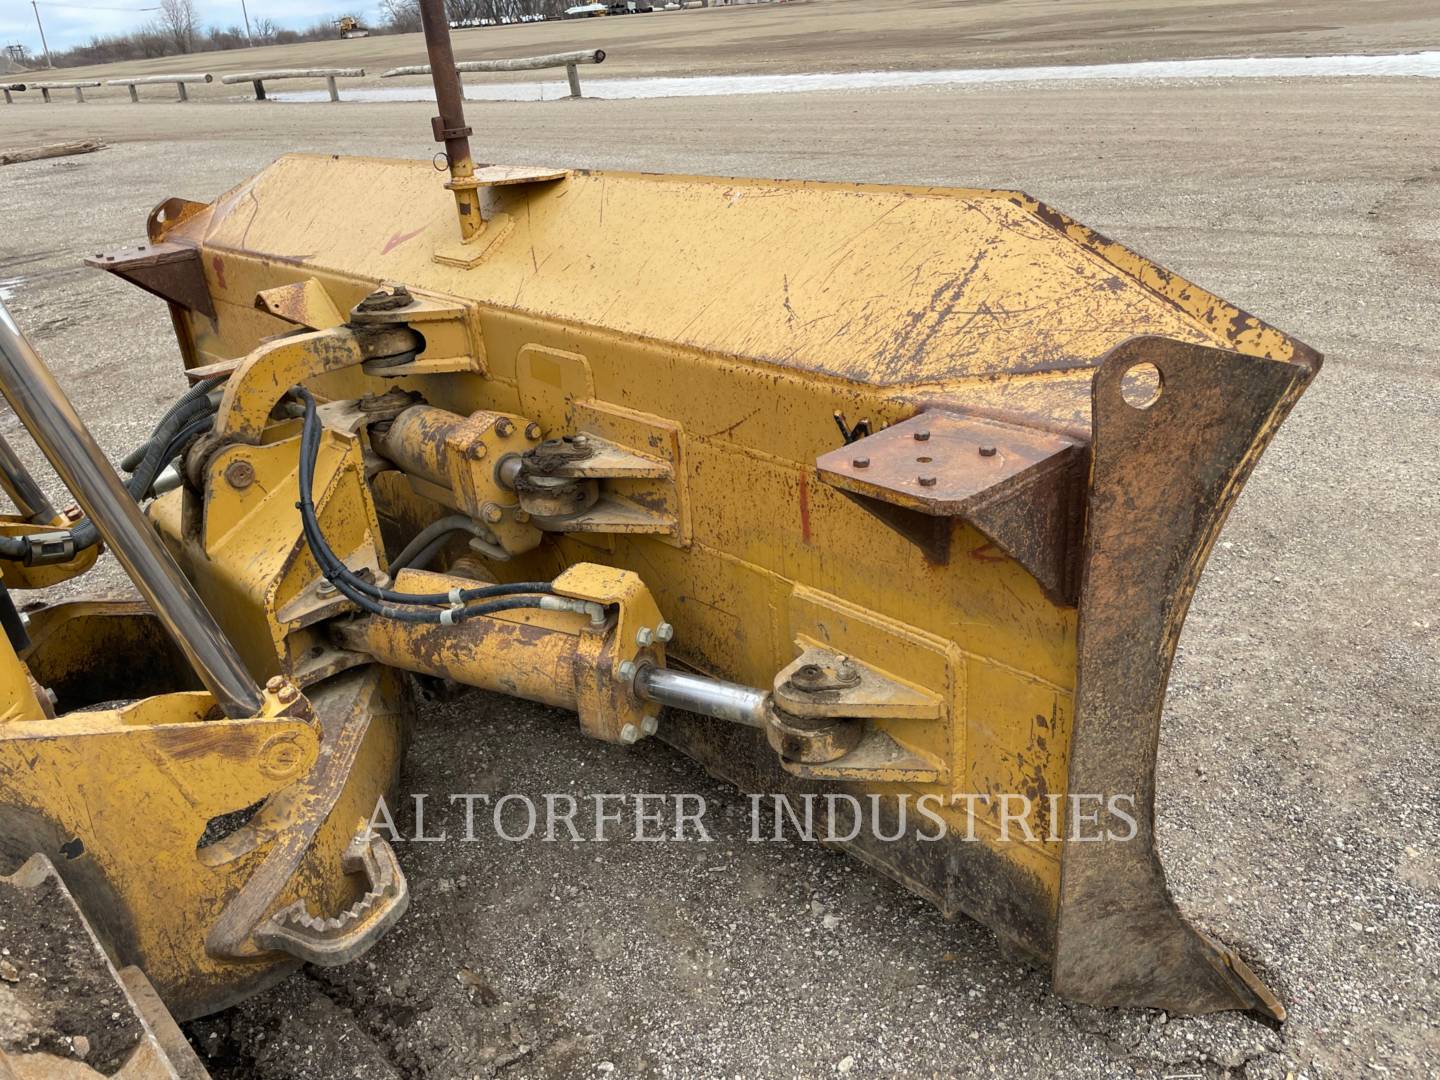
[1120, 362, 1163, 410]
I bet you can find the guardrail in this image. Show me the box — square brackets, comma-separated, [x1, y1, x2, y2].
[106, 72, 213, 103]
[29, 80, 102, 103]
[2, 84, 25, 105]
[221, 68, 366, 102]
[382, 49, 606, 99]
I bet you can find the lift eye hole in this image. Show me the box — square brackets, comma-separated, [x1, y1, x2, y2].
[1120, 362, 1164, 410]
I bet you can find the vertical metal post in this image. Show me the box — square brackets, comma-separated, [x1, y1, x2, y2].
[418, 0, 483, 241]
[72, 85, 83, 103]
[566, 62, 582, 98]
[128, 83, 139, 102]
[0, 302, 263, 718]
[253, 78, 266, 100]
[177, 81, 187, 102]
[2, 90, 11, 105]
[40, 87, 49, 103]
[326, 74, 339, 102]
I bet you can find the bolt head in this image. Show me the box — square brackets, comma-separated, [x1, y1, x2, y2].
[617, 660, 637, 682]
[276, 684, 297, 703]
[524, 422, 542, 441]
[266, 675, 285, 692]
[223, 460, 255, 490]
[620, 723, 640, 744]
[636, 627, 654, 646]
[852, 457, 870, 469]
[654, 622, 674, 643]
[495, 418, 515, 437]
[913, 430, 931, 442]
[641, 715, 658, 736]
[482, 503, 504, 524]
[918, 475, 938, 487]
[978, 445, 997, 457]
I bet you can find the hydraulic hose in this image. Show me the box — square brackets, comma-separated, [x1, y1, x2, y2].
[0, 378, 224, 563]
[390, 514, 510, 572]
[293, 387, 553, 623]
[120, 374, 226, 473]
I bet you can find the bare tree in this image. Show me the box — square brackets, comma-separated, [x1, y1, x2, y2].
[380, 0, 423, 32]
[252, 16, 279, 43]
[153, 0, 198, 54]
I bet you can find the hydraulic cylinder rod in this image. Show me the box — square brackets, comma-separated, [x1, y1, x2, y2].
[0, 302, 263, 718]
[0, 431, 57, 523]
[633, 665, 769, 728]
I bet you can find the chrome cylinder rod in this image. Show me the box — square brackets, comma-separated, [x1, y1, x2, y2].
[0, 302, 263, 718]
[0, 431, 57, 523]
[634, 665, 769, 728]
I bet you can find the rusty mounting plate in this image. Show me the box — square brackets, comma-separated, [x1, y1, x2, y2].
[817, 410, 1077, 514]
[817, 410, 1083, 602]
[85, 241, 216, 320]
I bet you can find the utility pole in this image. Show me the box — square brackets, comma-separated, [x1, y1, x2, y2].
[240, 0, 254, 44]
[30, 1, 52, 68]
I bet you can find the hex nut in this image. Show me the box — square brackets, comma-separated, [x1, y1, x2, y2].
[654, 622, 674, 642]
[494, 417, 515, 437]
[641, 715, 659, 736]
[525, 422, 542, 440]
[636, 626, 654, 646]
[620, 723, 640, 744]
[481, 503, 504, 524]
[266, 675, 285, 692]
[617, 660, 637, 683]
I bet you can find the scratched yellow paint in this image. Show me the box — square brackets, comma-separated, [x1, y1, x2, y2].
[150, 153, 1311, 938]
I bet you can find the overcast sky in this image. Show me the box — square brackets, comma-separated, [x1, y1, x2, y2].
[1, 0, 358, 54]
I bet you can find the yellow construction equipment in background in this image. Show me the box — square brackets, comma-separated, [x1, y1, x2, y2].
[0, 0, 1320, 1065]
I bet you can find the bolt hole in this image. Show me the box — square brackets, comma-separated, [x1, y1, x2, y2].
[1120, 362, 1163, 410]
[916, 456, 933, 463]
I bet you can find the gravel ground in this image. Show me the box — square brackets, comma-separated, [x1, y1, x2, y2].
[1, 67, 1438, 1080]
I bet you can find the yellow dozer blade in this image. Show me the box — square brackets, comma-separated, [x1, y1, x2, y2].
[1, 0, 1316, 1027]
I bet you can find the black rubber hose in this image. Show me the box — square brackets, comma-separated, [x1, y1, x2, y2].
[293, 387, 554, 622]
[68, 413, 217, 551]
[390, 515, 488, 573]
[0, 381, 224, 563]
[120, 375, 226, 473]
